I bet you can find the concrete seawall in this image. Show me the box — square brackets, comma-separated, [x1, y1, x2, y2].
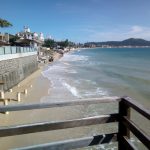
[0, 54, 38, 91]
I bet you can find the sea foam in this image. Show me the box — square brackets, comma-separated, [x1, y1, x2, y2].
[60, 54, 88, 62]
[62, 81, 81, 98]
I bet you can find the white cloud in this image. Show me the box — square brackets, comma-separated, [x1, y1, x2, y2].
[77, 25, 150, 42]
[130, 25, 143, 33]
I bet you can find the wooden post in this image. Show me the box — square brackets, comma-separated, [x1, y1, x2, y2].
[0, 91, 5, 99]
[17, 92, 21, 102]
[9, 89, 13, 92]
[118, 97, 131, 150]
[24, 89, 28, 95]
[4, 99, 9, 115]
[0, 81, 4, 91]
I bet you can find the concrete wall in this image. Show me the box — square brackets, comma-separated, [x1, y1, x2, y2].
[0, 54, 38, 91]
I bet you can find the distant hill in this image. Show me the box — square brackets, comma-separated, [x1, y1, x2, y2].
[84, 38, 150, 47]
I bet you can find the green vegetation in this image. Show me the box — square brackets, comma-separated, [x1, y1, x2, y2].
[43, 38, 75, 49]
[0, 18, 12, 28]
[9, 35, 19, 46]
[43, 39, 56, 48]
[57, 39, 69, 48]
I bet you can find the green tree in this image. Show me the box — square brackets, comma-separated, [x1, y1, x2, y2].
[9, 35, 19, 46]
[57, 39, 69, 48]
[64, 39, 69, 47]
[0, 18, 13, 28]
[43, 39, 55, 48]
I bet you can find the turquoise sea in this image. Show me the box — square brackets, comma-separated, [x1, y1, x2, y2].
[43, 48, 150, 106]
[42, 48, 150, 149]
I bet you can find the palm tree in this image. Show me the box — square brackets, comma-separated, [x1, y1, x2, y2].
[0, 18, 12, 28]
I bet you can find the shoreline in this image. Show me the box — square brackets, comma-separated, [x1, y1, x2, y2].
[1, 48, 82, 107]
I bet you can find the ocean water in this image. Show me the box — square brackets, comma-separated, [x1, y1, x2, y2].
[42, 48, 150, 149]
[42, 48, 150, 105]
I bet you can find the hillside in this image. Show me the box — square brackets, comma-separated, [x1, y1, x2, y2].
[84, 38, 150, 47]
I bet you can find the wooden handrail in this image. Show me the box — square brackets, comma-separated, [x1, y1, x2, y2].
[0, 80, 4, 85]
[0, 113, 118, 137]
[14, 133, 118, 150]
[0, 96, 149, 150]
[123, 116, 150, 149]
[122, 96, 150, 120]
[118, 97, 150, 150]
[0, 96, 120, 112]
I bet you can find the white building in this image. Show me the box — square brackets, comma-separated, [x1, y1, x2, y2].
[16, 26, 44, 49]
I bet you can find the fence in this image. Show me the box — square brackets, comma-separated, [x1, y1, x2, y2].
[0, 46, 37, 55]
[0, 96, 149, 150]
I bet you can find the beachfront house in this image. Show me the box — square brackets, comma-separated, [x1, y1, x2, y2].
[15, 26, 44, 50]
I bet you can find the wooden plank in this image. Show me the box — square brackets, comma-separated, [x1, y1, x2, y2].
[118, 99, 130, 150]
[0, 97, 120, 112]
[0, 114, 118, 137]
[122, 96, 150, 120]
[123, 116, 150, 149]
[13, 133, 118, 150]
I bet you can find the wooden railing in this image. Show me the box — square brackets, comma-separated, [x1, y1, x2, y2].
[0, 96, 149, 150]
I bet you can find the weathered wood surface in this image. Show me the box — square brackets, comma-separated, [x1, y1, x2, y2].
[0, 96, 120, 112]
[14, 133, 118, 150]
[123, 97, 150, 120]
[123, 116, 150, 149]
[118, 99, 130, 150]
[0, 96, 149, 150]
[0, 114, 118, 137]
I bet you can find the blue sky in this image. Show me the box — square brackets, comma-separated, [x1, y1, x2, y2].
[1, 0, 150, 42]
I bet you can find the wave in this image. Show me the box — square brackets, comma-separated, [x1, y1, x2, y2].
[82, 87, 109, 97]
[42, 64, 77, 81]
[41, 52, 110, 100]
[61, 81, 81, 98]
[73, 79, 97, 86]
[63, 62, 70, 65]
[60, 54, 88, 62]
[87, 61, 106, 66]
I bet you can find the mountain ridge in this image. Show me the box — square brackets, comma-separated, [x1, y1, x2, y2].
[84, 38, 150, 47]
